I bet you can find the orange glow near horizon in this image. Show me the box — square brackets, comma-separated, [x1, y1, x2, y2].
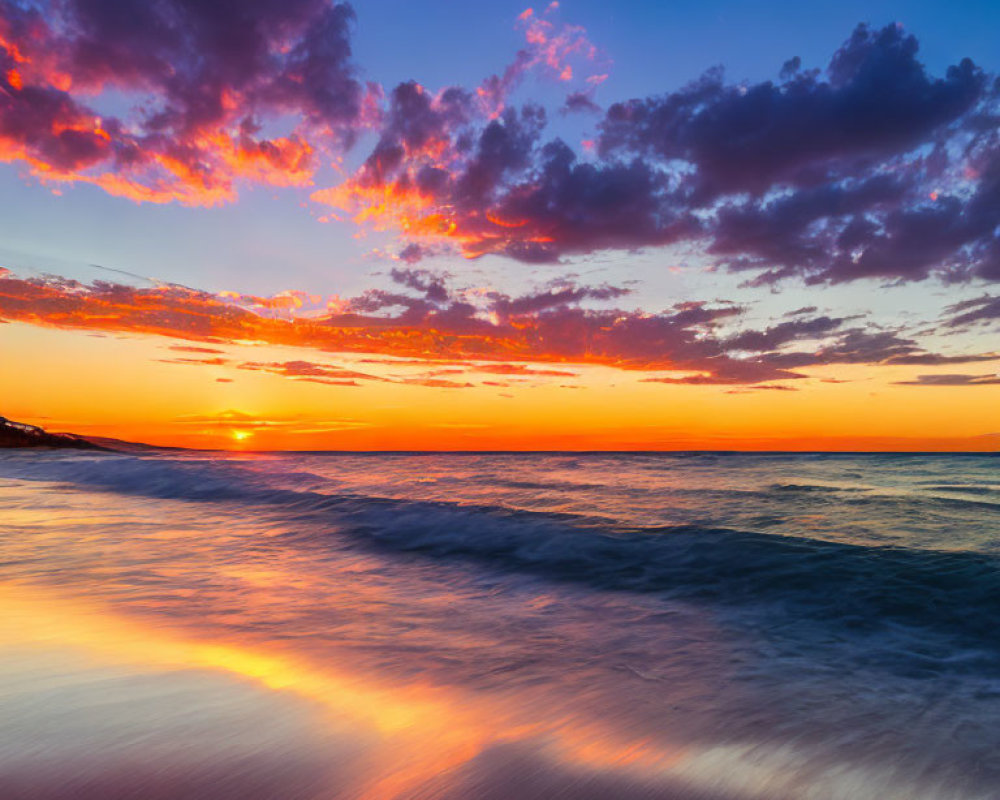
[2, 321, 997, 451]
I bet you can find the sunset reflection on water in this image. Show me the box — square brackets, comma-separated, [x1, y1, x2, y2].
[0, 579, 694, 800]
[0, 465, 706, 799]
[2, 450, 1000, 799]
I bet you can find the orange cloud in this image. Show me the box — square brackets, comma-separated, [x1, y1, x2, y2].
[1, 269, 995, 389]
[0, 0, 357, 205]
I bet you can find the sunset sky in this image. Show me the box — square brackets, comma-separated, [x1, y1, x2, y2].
[1, 0, 998, 450]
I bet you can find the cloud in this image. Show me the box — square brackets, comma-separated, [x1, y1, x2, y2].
[312, 20, 999, 282]
[167, 345, 228, 355]
[760, 328, 924, 368]
[175, 352, 577, 387]
[2, 268, 993, 385]
[478, 3, 606, 117]
[399, 377, 474, 389]
[490, 281, 630, 318]
[724, 314, 850, 352]
[882, 352, 1000, 365]
[239, 359, 376, 379]
[943, 295, 1000, 328]
[561, 90, 600, 114]
[171, 409, 369, 432]
[159, 356, 230, 366]
[894, 373, 1000, 386]
[641, 363, 805, 386]
[388, 267, 450, 304]
[4, 6, 996, 284]
[469, 363, 577, 377]
[357, 357, 473, 367]
[724, 385, 800, 394]
[237, 360, 378, 385]
[173, 410, 263, 425]
[603, 24, 999, 284]
[314, 103, 700, 263]
[0, 0, 361, 203]
[600, 24, 983, 198]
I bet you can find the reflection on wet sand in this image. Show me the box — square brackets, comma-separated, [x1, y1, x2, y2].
[5, 582, 977, 800]
[0, 584, 697, 800]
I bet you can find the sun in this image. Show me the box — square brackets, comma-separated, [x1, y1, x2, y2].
[230, 429, 253, 443]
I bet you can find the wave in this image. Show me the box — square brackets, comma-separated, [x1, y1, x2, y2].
[923, 484, 1000, 496]
[767, 483, 868, 493]
[3, 451, 1000, 665]
[342, 509, 1000, 656]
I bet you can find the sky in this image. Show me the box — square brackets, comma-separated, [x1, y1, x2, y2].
[0, 0, 998, 450]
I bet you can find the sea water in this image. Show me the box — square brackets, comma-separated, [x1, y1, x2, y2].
[0, 449, 998, 799]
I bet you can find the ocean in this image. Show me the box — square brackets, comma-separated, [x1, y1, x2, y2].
[0, 449, 998, 799]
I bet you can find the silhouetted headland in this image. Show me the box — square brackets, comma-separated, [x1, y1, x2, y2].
[0, 416, 107, 450]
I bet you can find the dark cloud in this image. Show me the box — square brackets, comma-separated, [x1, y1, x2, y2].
[718, 139, 1000, 285]
[597, 23, 997, 284]
[742, 327, 999, 386]
[640, 351, 807, 384]
[490, 282, 630, 319]
[759, 328, 923, 369]
[0, 0, 361, 202]
[63, 0, 360, 131]
[883, 352, 999, 365]
[561, 90, 600, 114]
[779, 56, 802, 81]
[397, 243, 428, 264]
[320, 100, 700, 262]
[479, 140, 700, 262]
[944, 295, 1000, 327]
[389, 267, 449, 304]
[725, 384, 801, 394]
[1, 0, 612, 210]
[316, 20, 999, 284]
[725, 315, 849, 352]
[5, 5, 997, 283]
[600, 24, 984, 198]
[894, 373, 1000, 386]
[0, 70, 118, 173]
[238, 360, 379, 384]
[708, 175, 910, 282]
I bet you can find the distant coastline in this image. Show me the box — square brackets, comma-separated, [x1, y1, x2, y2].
[0, 416, 106, 450]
